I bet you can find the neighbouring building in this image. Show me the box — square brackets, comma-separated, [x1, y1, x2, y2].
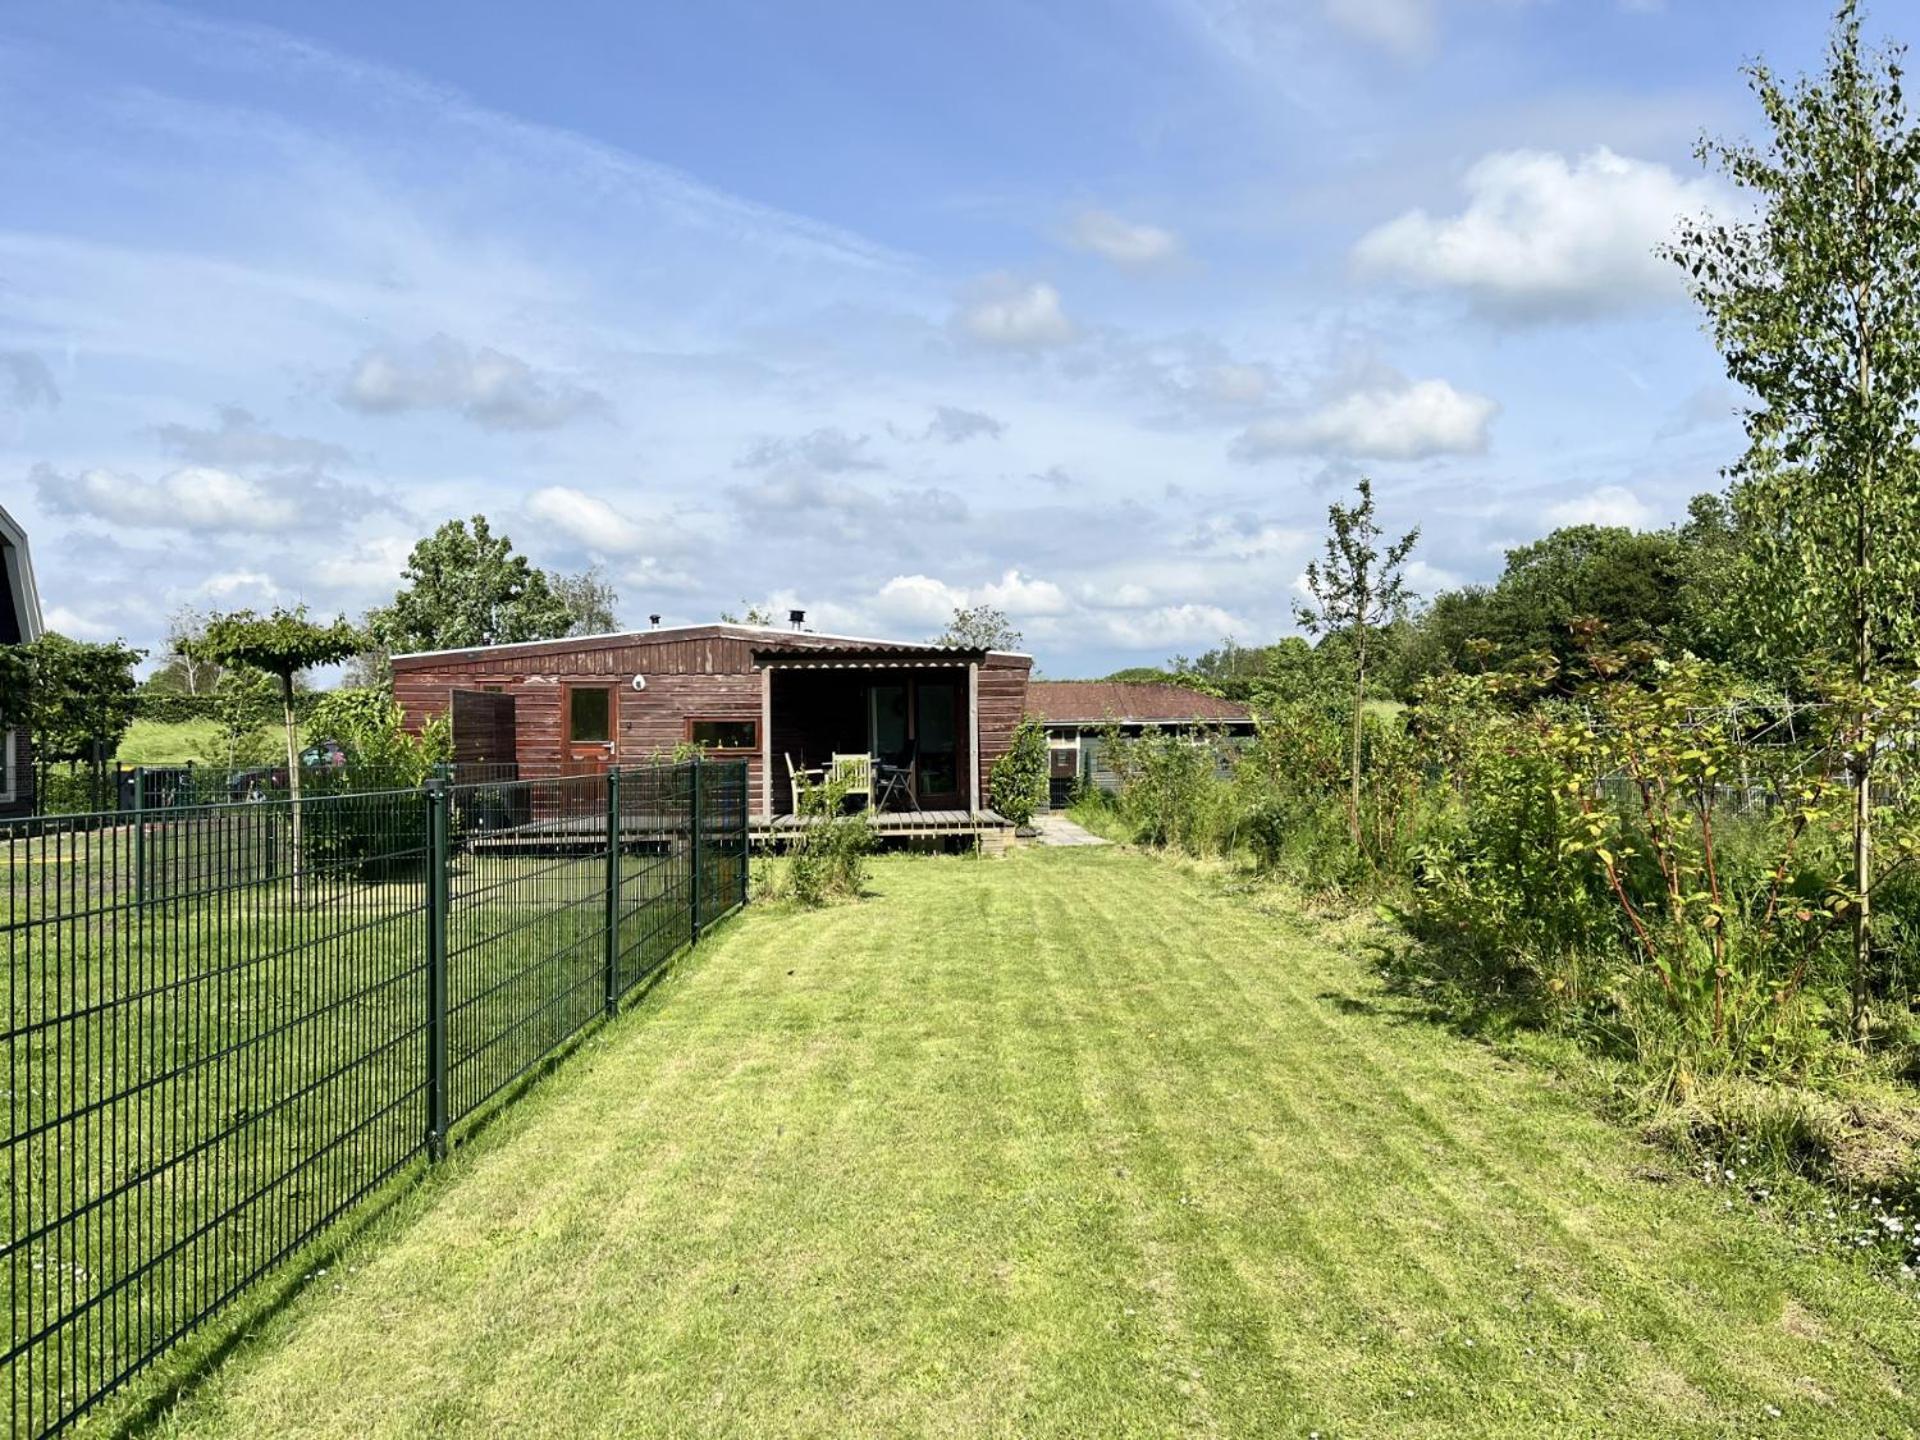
[391, 622, 1032, 823]
[1026, 680, 1255, 808]
[0, 503, 43, 818]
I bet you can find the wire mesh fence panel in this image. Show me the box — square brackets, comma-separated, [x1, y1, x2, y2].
[2, 758, 746, 1436]
[3, 791, 431, 1438]
[442, 773, 614, 1125]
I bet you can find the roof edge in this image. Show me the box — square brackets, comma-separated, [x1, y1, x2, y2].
[0, 503, 43, 644]
[392, 621, 1033, 665]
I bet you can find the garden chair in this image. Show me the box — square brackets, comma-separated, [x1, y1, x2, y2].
[874, 739, 917, 812]
[829, 752, 873, 811]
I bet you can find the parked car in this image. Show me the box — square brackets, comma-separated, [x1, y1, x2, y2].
[227, 739, 350, 800]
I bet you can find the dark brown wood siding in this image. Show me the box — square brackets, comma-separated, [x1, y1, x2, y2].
[977, 653, 1032, 784]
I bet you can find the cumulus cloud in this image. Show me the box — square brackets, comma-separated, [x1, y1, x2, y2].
[336, 333, 606, 429]
[1185, 513, 1308, 559]
[1094, 603, 1245, 650]
[33, 461, 303, 533]
[525, 486, 652, 554]
[0, 351, 59, 409]
[1544, 484, 1653, 529]
[1065, 209, 1180, 267]
[953, 274, 1075, 348]
[156, 406, 351, 468]
[737, 426, 881, 472]
[1325, 0, 1436, 62]
[873, 569, 1069, 629]
[1233, 377, 1497, 461]
[923, 405, 1006, 444]
[1354, 147, 1721, 320]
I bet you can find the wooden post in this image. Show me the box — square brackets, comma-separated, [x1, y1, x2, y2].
[968, 662, 980, 816]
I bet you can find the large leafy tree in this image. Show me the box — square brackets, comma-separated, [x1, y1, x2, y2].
[1295, 477, 1419, 845]
[1669, 1, 1920, 1036]
[368, 516, 574, 653]
[197, 608, 363, 898]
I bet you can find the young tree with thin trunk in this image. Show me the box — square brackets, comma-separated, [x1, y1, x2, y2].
[1668, 1, 1920, 1039]
[1295, 477, 1419, 849]
[197, 608, 363, 902]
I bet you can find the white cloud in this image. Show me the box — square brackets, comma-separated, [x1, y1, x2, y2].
[41, 605, 119, 641]
[1065, 209, 1180, 267]
[1186, 514, 1308, 559]
[525, 486, 652, 554]
[1094, 603, 1245, 650]
[953, 275, 1075, 348]
[309, 536, 414, 598]
[337, 333, 606, 430]
[33, 462, 303, 533]
[199, 570, 281, 600]
[1354, 147, 1721, 320]
[1325, 0, 1436, 62]
[1233, 377, 1497, 461]
[873, 568, 1070, 628]
[1544, 484, 1652, 529]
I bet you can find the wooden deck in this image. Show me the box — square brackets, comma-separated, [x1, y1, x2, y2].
[464, 808, 1015, 855]
[752, 808, 1013, 853]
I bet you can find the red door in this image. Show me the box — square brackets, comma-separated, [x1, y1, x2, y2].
[562, 684, 617, 774]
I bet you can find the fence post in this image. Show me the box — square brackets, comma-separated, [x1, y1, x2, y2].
[425, 780, 450, 1160]
[689, 755, 703, 945]
[604, 767, 622, 1015]
[131, 765, 147, 908]
[738, 759, 750, 910]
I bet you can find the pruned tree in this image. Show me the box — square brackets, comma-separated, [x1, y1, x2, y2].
[1295, 477, 1419, 847]
[940, 605, 1023, 651]
[197, 608, 363, 900]
[5, 634, 145, 808]
[367, 516, 574, 653]
[1667, 0, 1920, 1037]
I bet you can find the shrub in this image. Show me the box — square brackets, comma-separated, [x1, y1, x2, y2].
[777, 771, 873, 906]
[988, 715, 1048, 827]
[301, 690, 452, 880]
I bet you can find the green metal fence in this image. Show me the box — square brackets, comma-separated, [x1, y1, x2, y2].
[1, 758, 748, 1437]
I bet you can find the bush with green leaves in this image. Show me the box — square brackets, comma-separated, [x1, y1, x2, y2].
[299, 689, 453, 880]
[988, 715, 1048, 827]
[776, 771, 874, 907]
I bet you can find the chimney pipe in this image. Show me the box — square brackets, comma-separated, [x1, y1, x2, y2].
[789, 608, 806, 631]
[649, 614, 661, 629]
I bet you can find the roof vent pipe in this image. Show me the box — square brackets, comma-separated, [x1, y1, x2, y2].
[789, 609, 806, 631]
[649, 614, 661, 629]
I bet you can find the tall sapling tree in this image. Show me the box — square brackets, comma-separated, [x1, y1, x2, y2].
[1668, 0, 1920, 1037]
[1295, 477, 1419, 848]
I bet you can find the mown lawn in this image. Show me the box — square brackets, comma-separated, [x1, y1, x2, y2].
[152, 847, 1917, 1439]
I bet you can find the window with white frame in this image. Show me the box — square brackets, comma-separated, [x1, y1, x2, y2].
[1, 727, 15, 804]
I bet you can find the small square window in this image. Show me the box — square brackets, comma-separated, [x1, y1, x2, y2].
[569, 688, 612, 743]
[687, 719, 756, 752]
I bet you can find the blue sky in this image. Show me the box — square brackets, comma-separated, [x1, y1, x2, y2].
[0, 0, 1855, 674]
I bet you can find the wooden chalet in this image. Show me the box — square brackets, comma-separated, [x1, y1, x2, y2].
[391, 622, 1032, 846]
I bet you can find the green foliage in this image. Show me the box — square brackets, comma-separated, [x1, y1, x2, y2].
[988, 715, 1048, 826]
[367, 515, 575, 653]
[299, 691, 453, 878]
[198, 608, 364, 683]
[939, 604, 1023, 651]
[305, 688, 453, 789]
[1296, 477, 1419, 847]
[5, 633, 146, 782]
[774, 772, 873, 906]
[719, 602, 777, 625]
[1668, 2, 1920, 1038]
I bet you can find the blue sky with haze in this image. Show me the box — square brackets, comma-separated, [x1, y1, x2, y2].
[0, 0, 1856, 673]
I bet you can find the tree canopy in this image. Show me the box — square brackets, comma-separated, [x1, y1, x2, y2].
[940, 605, 1023, 651]
[368, 516, 576, 654]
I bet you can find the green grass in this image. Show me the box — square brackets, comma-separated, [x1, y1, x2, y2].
[115, 719, 241, 767]
[142, 847, 1918, 1439]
